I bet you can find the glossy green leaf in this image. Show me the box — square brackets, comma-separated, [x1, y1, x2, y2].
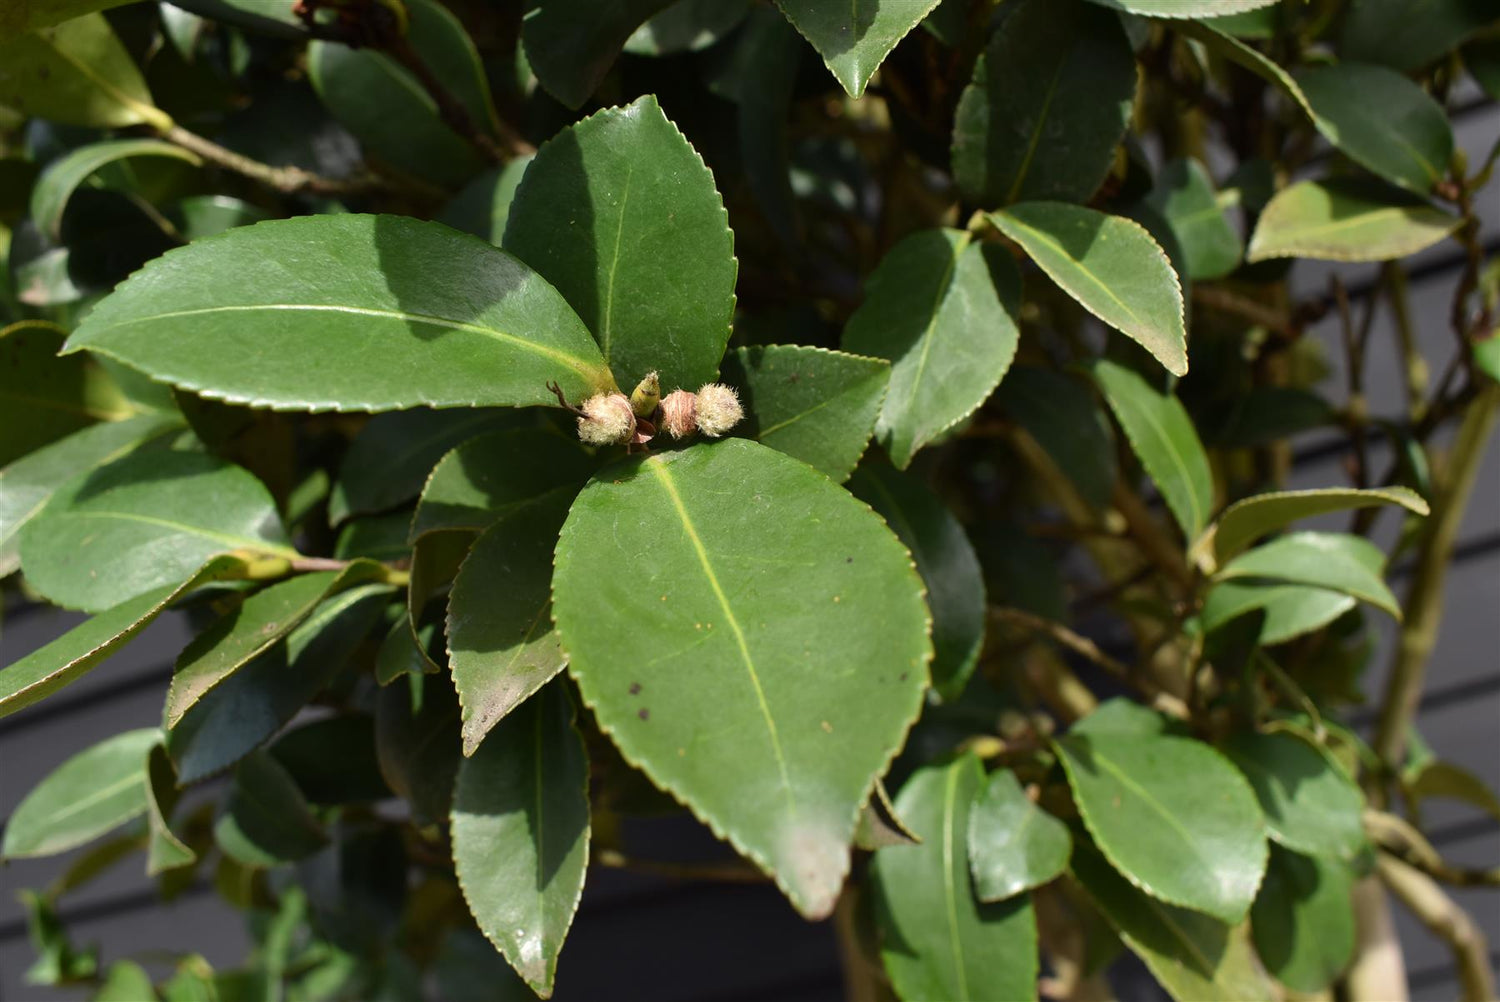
[1247, 179, 1462, 263]
[66, 214, 616, 412]
[308, 0, 496, 186]
[854, 779, 920, 850]
[0, 15, 169, 130]
[437, 157, 534, 248]
[1071, 841, 1275, 1002]
[504, 96, 737, 393]
[376, 670, 461, 827]
[1294, 64, 1453, 194]
[1201, 581, 1358, 645]
[20, 449, 293, 612]
[849, 462, 984, 702]
[775, 0, 942, 98]
[992, 204, 1188, 376]
[2, 729, 160, 859]
[1085, 0, 1279, 15]
[214, 751, 328, 867]
[0, 0, 138, 38]
[144, 744, 195, 875]
[405, 529, 473, 675]
[1340, 0, 1495, 71]
[1, 321, 134, 468]
[448, 494, 572, 756]
[269, 715, 393, 806]
[1141, 159, 1242, 281]
[521, 0, 677, 108]
[1070, 697, 1185, 739]
[167, 583, 392, 783]
[952, 0, 1135, 207]
[166, 563, 385, 727]
[1215, 531, 1400, 620]
[329, 409, 518, 524]
[167, 195, 271, 242]
[869, 755, 1039, 1002]
[1225, 731, 1365, 860]
[453, 683, 590, 997]
[97, 960, 157, 1002]
[168, 0, 305, 37]
[841, 229, 1020, 468]
[1176, 20, 1319, 120]
[1057, 726, 1267, 922]
[997, 367, 1117, 509]
[409, 427, 594, 540]
[625, 0, 751, 54]
[720, 344, 889, 482]
[31, 139, 201, 240]
[553, 439, 930, 918]
[968, 768, 1071, 902]
[0, 556, 245, 720]
[0, 411, 182, 577]
[1090, 359, 1213, 541]
[1250, 847, 1355, 993]
[1204, 486, 1428, 566]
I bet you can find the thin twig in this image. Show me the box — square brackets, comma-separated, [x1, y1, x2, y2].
[1378, 854, 1497, 1002]
[161, 125, 429, 199]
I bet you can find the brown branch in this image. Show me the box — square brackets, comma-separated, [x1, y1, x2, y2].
[1346, 876, 1409, 1002]
[161, 125, 433, 199]
[1191, 285, 1296, 338]
[1378, 854, 1497, 1002]
[381, 34, 533, 161]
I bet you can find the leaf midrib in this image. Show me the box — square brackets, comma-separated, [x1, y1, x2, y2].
[941, 763, 969, 999]
[59, 509, 297, 558]
[1002, 214, 1148, 333]
[1113, 392, 1204, 537]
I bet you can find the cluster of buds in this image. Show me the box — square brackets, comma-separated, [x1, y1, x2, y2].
[567, 372, 743, 449]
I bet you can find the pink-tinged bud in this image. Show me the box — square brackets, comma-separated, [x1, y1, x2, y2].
[576, 392, 636, 445]
[694, 383, 742, 437]
[659, 390, 698, 440]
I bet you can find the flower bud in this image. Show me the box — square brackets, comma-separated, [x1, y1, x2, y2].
[629, 371, 661, 418]
[694, 383, 743, 437]
[659, 389, 698, 440]
[576, 392, 636, 445]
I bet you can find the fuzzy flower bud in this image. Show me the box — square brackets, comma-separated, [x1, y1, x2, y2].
[576, 392, 636, 446]
[659, 389, 698, 440]
[694, 383, 743, 438]
[629, 371, 661, 418]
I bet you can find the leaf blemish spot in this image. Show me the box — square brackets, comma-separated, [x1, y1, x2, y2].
[629, 682, 641, 695]
[638, 708, 650, 721]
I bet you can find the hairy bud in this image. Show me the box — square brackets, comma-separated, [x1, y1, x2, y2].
[694, 383, 743, 437]
[629, 371, 661, 418]
[659, 389, 698, 440]
[576, 392, 636, 446]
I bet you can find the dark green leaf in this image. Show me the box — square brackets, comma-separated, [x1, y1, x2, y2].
[167, 195, 271, 242]
[1225, 731, 1366, 860]
[553, 439, 930, 918]
[0, 15, 169, 129]
[31, 139, 201, 240]
[66, 214, 616, 412]
[775, 0, 942, 98]
[1085, 0, 1279, 14]
[1340, 0, 1495, 71]
[733, 8, 803, 247]
[437, 157, 534, 247]
[376, 671, 461, 826]
[214, 751, 328, 866]
[19, 890, 98, 986]
[504, 95, 737, 393]
[410, 427, 593, 540]
[97, 960, 157, 1002]
[521, 0, 677, 108]
[968, 768, 1071, 901]
[952, 0, 1135, 207]
[0, 0, 137, 39]
[1215, 531, 1400, 620]
[1, 320, 134, 468]
[405, 529, 473, 675]
[841, 229, 1020, 468]
[849, 461, 985, 702]
[1247, 178, 1462, 263]
[453, 683, 590, 997]
[448, 493, 572, 756]
[992, 205, 1188, 376]
[625, 0, 752, 54]
[997, 367, 1116, 509]
[870, 754, 1039, 1002]
[1475, 334, 1500, 384]
[3, 729, 160, 859]
[269, 715, 393, 806]
[1250, 846, 1355, 993]
[1201, 581, 1358, 645]
[1204, 486, 1428, 566]
[721, 344, 889, 482]
[854, 779, 920, 850]
[1141, 158, 1242, 281]
[143, 744, 196, 876]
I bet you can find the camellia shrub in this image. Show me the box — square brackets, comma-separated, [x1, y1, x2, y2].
[1, 0, 1498, 999]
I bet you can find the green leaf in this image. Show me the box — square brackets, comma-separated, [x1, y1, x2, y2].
[31, 139, 202, 240]
[0, 556, 246, 720]
[952, 0, 1135, 207]
[841, 229, 1020, 468]
[97, 960, 157, 1002]
[168, 0, 305, 37]
[167, 195, 271, 242]
[0, 0, 137, 39]
[1071, 840, 1275, 1002]
[521, 0, 677, 108]
[269, 715, 393, 806]
[329, 409, 519, 524]
[214, 751, 328, 867]
[437, 156, 534, 247]
[405, 529, 473, 675]
[775, 0, 942, 98]
[997, 367, 1117, 509]
[0, 411, 182, 577]
[991, 204, 1188, 376]
[1141, 158, 1242, 281]
[453, 683, 590, 997]
[144, 744, 195, 875]
[503, 96, 737, 393]
[720, 344, 888, 482]
[1201, 581, 1357, 645]
[1089, 359, 1213, 541]
[167, 583, 392, 783]
[376, 670, 461, 827]
[448, 494, 572, 756]
[20, 889, 98, 986]
[1084, 0, 1280, 15]
[1466, 36, 1500, 101]
[1475, 334, 1500, 384]
[3, 728, 160, 859]
[1294, 64, 1454, 194]
[968, 768, 1071, 901]
[729, 7, 803, 246]
[166, 563, 385, 727]
[552, 439, 930, 918]
[0, 15, 169, 130]
[1203, 486, 1428, 567]
[1215, 531, 1400, 620]
[1250, 847, 1355, 993]
[1071, 697, 1185, 739]
[1404, 760, 1500, 823]
[65, 214, 616, 412]
[869, 754, 1039, 1002]
[1224, 731, 1366, 860]
[624, 0, 752, 55]
[1247, 179, 1462, 263]
[854, 779, 921, 850]
[1056, 726, 1267, 922]
[1340, 0, 1495, 71]
[1, 320, 135, 468]
[409, 427, 594, 540]
[20, 449, 294, 612]
[308, 0, 496, 186]
[849, 461, 985, 703]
